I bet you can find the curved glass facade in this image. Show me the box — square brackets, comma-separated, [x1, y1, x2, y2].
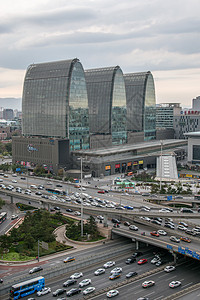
[69, 61, 89, 150]
[112, 68, 127, 145]
[22, 59, 89, 150]
[144, 73, 156, 140]
[124, 71, 156, 141]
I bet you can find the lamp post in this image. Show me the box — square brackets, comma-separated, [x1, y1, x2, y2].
[160, 140, 163, 191]
[78, 157, 84, 237]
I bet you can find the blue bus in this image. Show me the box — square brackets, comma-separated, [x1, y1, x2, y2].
[46, 188, 66, 195]
[9, 276, 45, 299]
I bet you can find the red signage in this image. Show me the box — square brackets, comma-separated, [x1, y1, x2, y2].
[115, 164, 120, 168]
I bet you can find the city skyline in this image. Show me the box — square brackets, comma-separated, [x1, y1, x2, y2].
[0, 0, 200, 106]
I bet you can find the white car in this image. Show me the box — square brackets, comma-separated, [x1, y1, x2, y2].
[169, 280, 181, 288]
[74, 211, 81, 216]
[164, 265, 176, 272]
[129, 225, 138, 231]
[110, 267, 122, 274]
[106, 289, 119, 298]
[12, 179, 17, 183]
[142, 280, 155, 288]
[94, 268, 105, 275]
[104, 261, 115, 268]
[11, 215, 18, 220]
[83, 286, 95, 295]
[170, 236, 180, 243]
[157, 230, 167, 236]
[79, 279, 91, 287]
[177, 225, 187, 231]
[37, 287, 51, 296]
[140, 216, 151, 222]
[70, 272, 83, 279]
[151, 257, 160, 264]
[159, 208, 170, 213]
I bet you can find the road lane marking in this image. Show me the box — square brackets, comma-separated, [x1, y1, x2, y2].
[165, 275, 177, 281]
[182, 282, 193, 289]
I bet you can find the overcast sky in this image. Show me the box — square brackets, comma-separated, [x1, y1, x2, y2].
[0, 0, 200, 107]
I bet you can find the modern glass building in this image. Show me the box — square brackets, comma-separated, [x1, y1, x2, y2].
[22, 59, 89, 150]
[124, 71, 156, 141]
[85, 66, 127, 145]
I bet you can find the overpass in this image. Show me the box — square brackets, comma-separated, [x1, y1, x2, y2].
[1, 190, 200, 222]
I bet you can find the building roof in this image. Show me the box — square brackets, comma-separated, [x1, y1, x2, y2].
[184, 132, 200, 137]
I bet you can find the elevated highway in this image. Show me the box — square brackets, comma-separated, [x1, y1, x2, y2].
[1, 190, 200, 220]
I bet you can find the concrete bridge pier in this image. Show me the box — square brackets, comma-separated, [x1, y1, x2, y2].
[10, 195, 13, 204]
[173, 252, 177, 263]
[136, 240, 139, 250]
[103, 214, 108, 227]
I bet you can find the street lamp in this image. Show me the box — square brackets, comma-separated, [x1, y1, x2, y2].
[160, 140, 163, 191]
[77, 157, 84, 237]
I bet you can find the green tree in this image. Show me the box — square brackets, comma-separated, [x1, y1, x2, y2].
[0, 197, 5, 209]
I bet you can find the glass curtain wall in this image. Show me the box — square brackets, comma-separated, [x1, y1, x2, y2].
[112, 68, 127, 145]
[144, 73, 156, 140]
[69, 61, 89, 150]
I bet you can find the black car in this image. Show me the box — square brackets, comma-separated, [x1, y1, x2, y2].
[66, 288, 81, 297]
[0, 278, 3, 283]
[52, 289, 65, 297]
[29, 266, 43, 274]
[66, 208, 73, 212]
[35, 191, 42, 196]
[63, 279, 77, 287]
[54, 206, 60, 210]
[111, 218, 121, 224]
[126, 257, 136, 264]
[20, 177, 26, 180]
[126, 271, 138, 278]
[132, 252, 143, 258]
[56, 184, 63, 187]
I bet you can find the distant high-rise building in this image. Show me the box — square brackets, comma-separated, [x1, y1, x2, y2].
[192, 96, 200, 111]
[3, 109, 14, 120]
[156, 103, 181, 129]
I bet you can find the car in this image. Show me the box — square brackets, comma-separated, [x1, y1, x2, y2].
[157, 230, 167, 236]
[83, 286, 95, 295]
[179, 221, 188, 227]
[37, 287, 51, 296]
[63, 256, 75, 263]
[140, 216, 151, 222]
[106, 289, 119, 298]
[79, 278, 91, 287]
[54, 206, 60, 210]
[151, 257, 160, 264]
[164, 223, 175, 229]
[11, 215, 18, 220]
[52, 288, 65, 296]
[164, 265, 176, 272]
[35, 191, 42, 196]
[169, 280, 181, 288]
[124, 221, 131, 226]
[94, 268, 106, 275]
[37, 185, 44, 190]
[155, 260, 165, 266]
[170, 236, 180, 243]
[41, 195, 49, 199]
[29, 266, 43, 274]
[126, 271, 138, 278]
[159, 208, 170, 213]
[142, 193, 150, 197]
[132, 252, 143, 258]
[180, 236, 191, 243]
[0, 278, 3, 284]
[63, 279, 77, 287]
[97, 215, 104, 220]
[137, 298, 149, 300]
[56, 184, 63, 187]
[74, 211, 81, 216]
[66, 288, 81, 297]
[109, 272, 121, 280]
[21, 177, 26, 180]
[124, 206, 133, 210]
[110, 267, 122, 274]
[70, 272, 83, 279]
[126, 257, 136, 264]
[129, 225, 138, 231]
[111, 218, 121, 224]
[151, 220, 162, 225]
[12, 179, 17, 183]
[138, 259, 147, 265]
[177, 225, 187, 231]
[104, 261, 115, 268]
[142, 280, 155, 288]
[150, 231, 159, 237]
[98, 190, 105, 194]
